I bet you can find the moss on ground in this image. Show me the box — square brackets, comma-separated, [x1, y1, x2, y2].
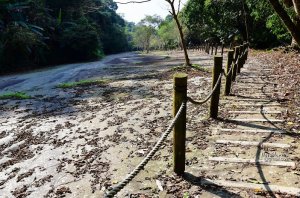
[56, 79, 110, 88]
[0, 92, 31, 100]
[191, 64, 211, 72]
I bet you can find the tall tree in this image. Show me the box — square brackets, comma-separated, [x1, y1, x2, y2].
[268, 0, 300, 46]
[165, 0, 191, 66]
[117, 0, 191, 66]
[132, 15, 162, 52]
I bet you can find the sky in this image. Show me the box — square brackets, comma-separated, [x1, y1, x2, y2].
[117, 0, 187, 23]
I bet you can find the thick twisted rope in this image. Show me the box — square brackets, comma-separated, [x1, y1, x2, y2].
[187, 73, 222, 105]
[104, 101, 186, 198]
[223, 53, 242, 77]
[223, 63, 234, 77]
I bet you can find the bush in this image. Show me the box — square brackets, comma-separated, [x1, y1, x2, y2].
[0, 25, 47, 74]
[58, 17, 103, 62]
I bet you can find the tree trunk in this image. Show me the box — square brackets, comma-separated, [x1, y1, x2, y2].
[174, 17, 190, 66]
[291, 37, 299, 47]
[166, 0, 191, 66]
[292, 0, 300, 15]
[268, 0, 300, 47]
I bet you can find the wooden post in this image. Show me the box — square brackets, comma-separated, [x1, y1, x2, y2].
[211, 43, 214, 55]
[221, 43, 224, 55]
[241, 44, 246, 67]
[232, 46, 240, 82]
[208, 43, 210, 54]
[245, 42, 249, 61]
[215, 44, 218, 55]
[209, 56, 223, 118]
[173, 73, 187, 175]
[224, 50, 234, 96]
[237, 45, 243, 73]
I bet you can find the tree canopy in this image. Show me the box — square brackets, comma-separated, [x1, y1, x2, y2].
[181, 0, 291, 48]
[1, 0, 299, 74]
[0, 0, 131, 74]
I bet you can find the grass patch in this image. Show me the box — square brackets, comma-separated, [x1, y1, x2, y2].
[56, 79, 110, 89]
[171, 64, 211, 73]
[0, 92, 31, 100]
[171, 65, 188, 71]
[191, 64, 211, 72]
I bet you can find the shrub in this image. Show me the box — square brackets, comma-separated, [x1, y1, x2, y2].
[58, 17, 102, 62]
[0, 25, 47, 73]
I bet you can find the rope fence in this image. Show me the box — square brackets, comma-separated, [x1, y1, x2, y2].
[105, 42, 249, 197]
[187, 73, 222, 105]
[105, 102, 186, 198]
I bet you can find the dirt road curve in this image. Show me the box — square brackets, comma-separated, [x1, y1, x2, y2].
[0, 52, 184, 96]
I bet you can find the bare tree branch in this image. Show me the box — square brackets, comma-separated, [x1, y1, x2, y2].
[115, 0, 151, 4]
[177, 0, 182, 15]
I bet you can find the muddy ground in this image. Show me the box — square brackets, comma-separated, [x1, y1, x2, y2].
[0, 50, 215, 197]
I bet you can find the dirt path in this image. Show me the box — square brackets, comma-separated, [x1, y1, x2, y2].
[1, 49, 298, 198]
[0, 52, 171, 96]
[0, 50, 214, 198]
[195, 58, 300, 197]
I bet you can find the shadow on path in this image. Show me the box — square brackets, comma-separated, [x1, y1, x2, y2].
[183, 172, 243, 198]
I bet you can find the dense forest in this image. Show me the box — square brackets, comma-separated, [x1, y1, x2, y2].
[0, 0, 130, 74]
[0, 0, 295, 74]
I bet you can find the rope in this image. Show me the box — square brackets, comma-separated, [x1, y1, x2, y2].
[104, 101, 186, 198]
[187, 73, 222, 105]
[222, 49, 247, 77]
[223, 63, 234, 77]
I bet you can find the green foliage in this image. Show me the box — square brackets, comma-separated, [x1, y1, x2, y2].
[183, 192, 189, 198]
[131, 15, 180, 51]
[266, 14, 291, 44]
[191, 64, 211, 72]
[158, 19, 179, 49]
[132, 15, 163, 52]
[133, 25, 156, 51]
[56, 78, 110, 88]
[1, 25, 47, 73]
[59, 17, 101, 61]
[0, 0, 130, 74]
[181, 0, 291, 48]
[0, 92, 31, 100]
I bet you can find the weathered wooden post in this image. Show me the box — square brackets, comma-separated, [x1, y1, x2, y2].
[215, 44, 218, 55]
[211, 43, 214, 55]
[209, 56, 223, 118]
[237, 45, 243, 73]
[241, 44, 246, 67]
[207, 44, 209, 54]
[173, 73, 187, 175]
[221, 43, 224, 55]
[232, 46, 240, 82]
[224, 50, 234, 96]
[245, 42, 249, 61]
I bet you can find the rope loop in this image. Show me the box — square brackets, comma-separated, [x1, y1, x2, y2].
[104, 101, 186, 198]
[187, 73, 222, 105]
[223, 64, 234, 77]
